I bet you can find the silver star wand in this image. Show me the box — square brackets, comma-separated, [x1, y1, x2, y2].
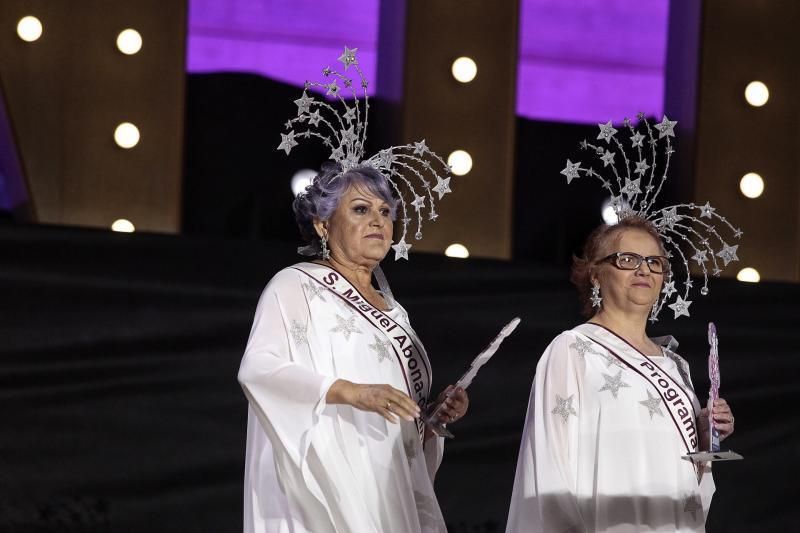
[682, 322, 743, 463]
[424, 317, 521, 438]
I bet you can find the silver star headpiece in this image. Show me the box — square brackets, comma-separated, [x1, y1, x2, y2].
[277, 46, 453, 260]
[560, 113, 743, 320]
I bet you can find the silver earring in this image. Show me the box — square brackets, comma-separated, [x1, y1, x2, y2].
[649, 299, 659, 323]
[590, 282, 602, 308]
[320, 235, 330, 260]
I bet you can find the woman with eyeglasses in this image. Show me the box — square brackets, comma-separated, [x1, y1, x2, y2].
[506, 216, 734, 533]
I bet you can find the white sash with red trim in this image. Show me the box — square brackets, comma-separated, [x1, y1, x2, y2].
[291, 263, 432, 443]
[576, 323, 700, 453]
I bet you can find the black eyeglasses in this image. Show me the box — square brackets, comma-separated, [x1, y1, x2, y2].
[599, 252, 670, 274]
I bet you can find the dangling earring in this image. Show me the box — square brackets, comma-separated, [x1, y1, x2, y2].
[320, 234, 330, 260]
[649, 299, 659, 323]
[590, 282, 602, 308]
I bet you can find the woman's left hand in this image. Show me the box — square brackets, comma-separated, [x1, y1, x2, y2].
[434, 385, 469, 424]
[711, 397, 735, 440]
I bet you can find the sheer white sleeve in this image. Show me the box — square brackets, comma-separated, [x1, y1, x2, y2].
[238, 270, 336, 469]
[507, 332, 587, 533]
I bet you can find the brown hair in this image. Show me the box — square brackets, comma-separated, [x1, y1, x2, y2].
[570, 216, 666, 318]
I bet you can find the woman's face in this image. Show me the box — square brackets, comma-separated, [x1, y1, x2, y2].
[318, 183, 393, 267]
[593, 229, 665, 313]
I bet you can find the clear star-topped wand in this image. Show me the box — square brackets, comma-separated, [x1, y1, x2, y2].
[424, 317, 521, 438]
[682, 322, 743, 463]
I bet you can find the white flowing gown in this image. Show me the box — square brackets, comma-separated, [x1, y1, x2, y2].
[507, 323, 715, 533]
[238, 264, 447, 533]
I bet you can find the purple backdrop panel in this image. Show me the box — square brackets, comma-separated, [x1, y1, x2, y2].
[517, 0, 670, 123]
[187, 0, 669, 124]
[187, 0, 379, 94]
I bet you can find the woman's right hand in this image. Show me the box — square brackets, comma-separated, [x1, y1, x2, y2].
[327, 379, 421, 423]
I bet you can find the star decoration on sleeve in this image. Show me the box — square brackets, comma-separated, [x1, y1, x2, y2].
[716, 244, 739, 266]
[330, 314, 362, 340]
[639, 389, 664, 419]
[368, 334, 393, 363]
[598, 370, 631, 399]
[654, 115, 678, 138]
[302, 281, 327, 302]
[597, 350, 626, 369]
[597, 121, 618, 143]
[683, 494, 702, 521]
[392, 239, 411, 260]
[338, 46, 358, 69]
[668, 295, 692, 318]
[570, 336, 596, 358]
[290, 320, 308, 346]
[560, 159, 581, 184]
[277, 131, 298, 155]
[551, 394, 577, 423]
[432, 176, 452, 199]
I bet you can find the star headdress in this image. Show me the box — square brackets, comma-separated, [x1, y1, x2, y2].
[277, 46, 453, 260]
[560, 113, 743, 320]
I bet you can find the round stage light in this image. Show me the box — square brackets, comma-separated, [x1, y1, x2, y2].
[114, 122, 140, 148]
[744, 81, 769, 107]
[600, 196, 630, 225]
[739, 172, 764, 198]
[112, 219, 135, 233]
[17, 16, 43, 42]
[451, 57, 477, 83]
[447, 150, 473, 176]
[291, 168, 316, 197]
[445, 243, 469, 258]
[117, 29, 143, 55]
[736, 267, 760, 283]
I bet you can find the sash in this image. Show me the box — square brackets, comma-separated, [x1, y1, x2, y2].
[291, 263, 432, 443]
[576, 323, 699, 454]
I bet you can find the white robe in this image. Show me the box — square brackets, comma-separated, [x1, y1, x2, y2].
[238, 263, 446, 533]
[507, 323, 715, 533]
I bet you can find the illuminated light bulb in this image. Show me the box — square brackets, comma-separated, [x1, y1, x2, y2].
[447, 150, 473, 176]
[112, 219, 135, 233]
[744, 81, 769, 107]
[739, 172, 764, 198]
[117, 29, 143, 55]
[114, 122, 140, 148]
[291, 169, 316, 196]
[736, 267, 760, 283]
[451, 57, 477, 83]
[17, 16, 43, 42]
[445, 243, 469, 258]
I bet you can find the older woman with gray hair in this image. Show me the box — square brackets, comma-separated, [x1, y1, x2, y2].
[238, 162, 469, 533]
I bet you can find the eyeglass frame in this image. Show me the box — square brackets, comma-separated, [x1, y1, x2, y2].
[597, 252, 671, 274]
